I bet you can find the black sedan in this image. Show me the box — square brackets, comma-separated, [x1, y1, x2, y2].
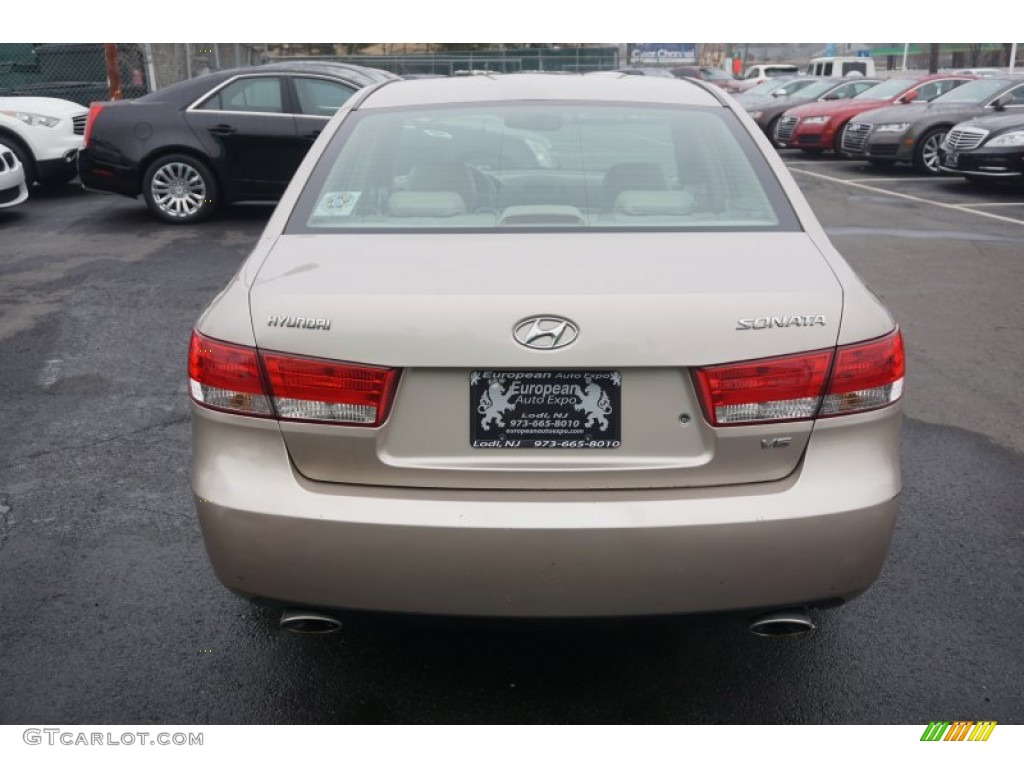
[78, 61, 396, 223]
[939, 112, 1024, 186]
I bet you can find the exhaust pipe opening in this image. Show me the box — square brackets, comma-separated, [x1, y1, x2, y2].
[280, 609, 342, 635]
[749, 608, 815, 637]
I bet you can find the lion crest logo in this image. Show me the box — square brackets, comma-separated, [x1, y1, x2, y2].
[478, 377, 517, 431]
[573, 377, 613, 431]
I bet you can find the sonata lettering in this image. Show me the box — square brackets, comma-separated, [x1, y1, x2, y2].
[736, 315, 827, 330]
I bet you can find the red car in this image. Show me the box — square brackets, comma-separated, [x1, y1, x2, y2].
[775, 74, 974, 154]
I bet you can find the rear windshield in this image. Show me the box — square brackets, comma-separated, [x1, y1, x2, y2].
[287, 102, 800, 232]
[763, 66, 798, 77]
[795, 80, 846, 99]
[854, 78, 916, 100]
[744, 78, 809, 96]
[931, 78, 1015, 104]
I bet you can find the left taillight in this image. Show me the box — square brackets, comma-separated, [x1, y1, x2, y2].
[260, 350, 397, 426]
[188, 330, 398, 426]
[83, 103, 104, 147]
[188, 332, 273, 417]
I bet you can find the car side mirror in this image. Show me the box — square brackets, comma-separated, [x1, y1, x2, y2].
[771, 88, 787, 97]
[992, 97, 1007, 111]
[822, 93, 839, 100]
[897, 91, 918, 104]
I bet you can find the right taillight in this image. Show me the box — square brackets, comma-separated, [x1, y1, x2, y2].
[694, 330, 904, 426]
[188, 330, 398, 426]
[819, 330, 904, 418]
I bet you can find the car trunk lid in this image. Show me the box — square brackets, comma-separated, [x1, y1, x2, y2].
[249, 231, 843, 489]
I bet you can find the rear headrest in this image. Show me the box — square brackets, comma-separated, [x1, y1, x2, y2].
[603, 162, 668, 209]
[407, 161, 477, 210]
[614, 190, 696, 216]
[388, 191, 467, 218]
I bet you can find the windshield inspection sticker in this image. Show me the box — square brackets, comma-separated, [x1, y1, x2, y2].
[315, 191, 361, 217]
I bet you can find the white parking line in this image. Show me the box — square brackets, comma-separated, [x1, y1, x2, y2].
[811, 177, 939, 183]
[841, 176, 954, 182]
[957, 202, 1024, 207]
[789, 167, 1024, 228]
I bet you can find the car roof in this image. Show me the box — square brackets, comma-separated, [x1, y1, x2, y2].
[911, 73, 977, 83]
[135, 61, 395, 103]
[260, 59, 398, 82]
[356, 73, 724, 110]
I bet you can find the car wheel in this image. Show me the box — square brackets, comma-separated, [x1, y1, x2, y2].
[766, 116, 781, 147]
[833, 123, 849, 156]
[143, 154, 218, 224]
[913, 128, 947, 175]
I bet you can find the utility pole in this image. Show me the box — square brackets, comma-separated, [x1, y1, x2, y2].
[104, 43, 122, 100]
[928, 43, 940, 74]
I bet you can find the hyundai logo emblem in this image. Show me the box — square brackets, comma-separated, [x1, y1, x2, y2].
[513, 316, 579, 350]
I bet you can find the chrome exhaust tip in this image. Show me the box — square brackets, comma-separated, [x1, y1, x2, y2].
[748, 608, 815, 637]
[279, 609, 343, 635]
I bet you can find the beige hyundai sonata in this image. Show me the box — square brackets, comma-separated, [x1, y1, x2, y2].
[189, 74, 904, 635]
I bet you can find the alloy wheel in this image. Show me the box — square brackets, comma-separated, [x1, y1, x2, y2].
[150, 161, 207, 219]
[921, 132, 946, 174]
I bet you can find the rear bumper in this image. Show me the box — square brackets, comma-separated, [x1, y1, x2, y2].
[77, 147, 140, 197]
[192, 403, 902, 618]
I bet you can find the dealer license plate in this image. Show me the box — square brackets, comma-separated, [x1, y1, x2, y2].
[470, 370, 622, 449]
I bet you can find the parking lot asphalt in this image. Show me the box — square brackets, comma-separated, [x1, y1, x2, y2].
[1, 164, 1022, 724]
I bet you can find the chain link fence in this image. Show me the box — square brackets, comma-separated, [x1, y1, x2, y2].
[1, 43, 619, 106]
[0, 43, 269, 106]
[266, 46, 621, 76]
[0, 43, 149, 105]
[148, 44, 269, 90]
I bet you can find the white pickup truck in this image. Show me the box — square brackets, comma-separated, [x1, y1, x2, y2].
[742, 63, 800, 83]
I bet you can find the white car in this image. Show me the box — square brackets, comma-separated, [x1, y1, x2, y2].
[0, 142, 28, 208]
[0, 96, 88, 187]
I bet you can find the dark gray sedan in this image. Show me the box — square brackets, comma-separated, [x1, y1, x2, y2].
[741, 77, 880, 144]
[841, 76, 1024, 174]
